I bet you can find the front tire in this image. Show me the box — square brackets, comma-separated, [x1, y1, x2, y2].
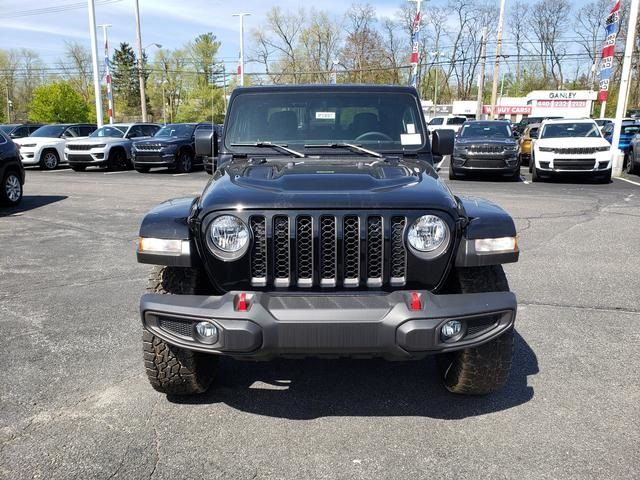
[531, 162, 542, 182]
[143, 266, 218, 395]
[1, 171, 23, 206]
[39, 150, 59, 170]
[438, 266, 514, 395]
[627, 150, 638, 175]
[176, 151, 194, 173]
[107, 149, 127, 171]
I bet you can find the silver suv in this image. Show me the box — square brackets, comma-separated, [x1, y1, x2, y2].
[65, 123, 160, 171]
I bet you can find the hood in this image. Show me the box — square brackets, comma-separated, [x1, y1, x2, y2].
[67, 137, 131, 146]
[198, 158, 459, 212]
[135, 137, 187, 146]
[536, 137, 609, 148]
[456, 137, 516, 146]
[15, 137, 65, 146]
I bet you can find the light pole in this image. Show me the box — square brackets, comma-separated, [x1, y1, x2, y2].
[489, 0, 506, 120]
[4, 82, 11, 123]
[87, 0, 104, 127]
[476, 28, 488, 120]
[98, 24, 113, 124]
[232, 13, 251, 87]
[134, 0, 151, 121]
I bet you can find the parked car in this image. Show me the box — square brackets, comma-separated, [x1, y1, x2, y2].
[531, 119, 611, 183]
[594, 118, 613, 132]
[601, 120, 640, 153]
[136, 84, 520, 397]
[0, 130, 25, 206]
[513, 116, 562, 137]
[131, 123, 210, 173]
[450, 120, 520, 180]
[65, 123, 160, 171]
[624, 133, 640, 175]
[14, 123, 97, 170]
[0, 123, 44, 139]
[518, 123, 541, 166]
[426, 115, 467, 134]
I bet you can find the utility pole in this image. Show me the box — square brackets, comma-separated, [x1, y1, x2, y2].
[489, 0, 506, 120]
[221, 63, 228, 114]
[98, 24, 114, 124]
[5, 83, 11, 123]
[232, 13, 251, 87]
[87, 0, 104, 127]
[611, 0, 639, 177]
[408, 0, 423, 89]
[476, 27, 488, 120]
[134, 0, 148, 121]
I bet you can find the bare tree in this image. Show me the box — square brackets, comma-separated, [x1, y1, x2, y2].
[58, 42, 92, 103]
[575, 0, 611, 87]
[507, 0, 529, 94]
[300, 10, 343, 83]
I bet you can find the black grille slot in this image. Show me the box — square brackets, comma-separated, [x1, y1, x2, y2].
[250, 217, 267, 286]
[554, 160, 596, 170]
[366, 216, 383, 286]
[319, 216, 336, 286]
[273, 216, 290, 286]
[390, 217, 407, 285]
[296, 216, 313, 287]
[343, 216, 360, 286]
[159, 317, 194, 337]
[465, 159, 506, 168]
[67, 144, 93, 151]
[468, 145, 503, 154]
[554, 147, 597, 155]
[465, 315, 501, 338]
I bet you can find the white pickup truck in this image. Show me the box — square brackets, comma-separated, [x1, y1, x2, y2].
[427, 116, 467, 135]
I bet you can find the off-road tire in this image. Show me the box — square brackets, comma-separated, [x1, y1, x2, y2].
[438, 265, 514, 395]
[143, 266, 218, 395]
[135, 166, 150, 173]
[71, 166, 86, 172]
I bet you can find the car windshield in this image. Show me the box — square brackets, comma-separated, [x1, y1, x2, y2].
[155, 124, 195, 137]
[522, 117, 543, 126]
[540, 122, 601, 138]
[90, 126, 126, 138]
[621, 124, 640, 135]
[31, 125, 67, 137]
[459, 123, 511, 138]
[0, 125, 16, 133]
[447, 117, 466, 125]
[225, 91, 427, 152]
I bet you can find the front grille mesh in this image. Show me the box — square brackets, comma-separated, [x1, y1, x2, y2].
[135, 144, 162, 151]
[467, 145, 504, 154]
[159, 317, 193, 337]
[67, 144, 93, 151]
[248, 213, 411, 289]
[553, 147, 597, 155]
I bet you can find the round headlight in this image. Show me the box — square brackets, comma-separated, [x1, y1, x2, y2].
[209, 215, 249, 253]
[407, 215, 449, 253]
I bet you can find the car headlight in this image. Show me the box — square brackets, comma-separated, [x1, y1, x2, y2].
[407, 215, 450, 256]
[93, 144, 106, 149]
[208, 215, 250, 260]
[162, 144, 178, 152]
[595, 146, 610, 152]
[538, 146, 554, 152]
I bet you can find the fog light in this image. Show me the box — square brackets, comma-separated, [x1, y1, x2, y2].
[195, 321, 218, 344]
[441, 320, 463, 341]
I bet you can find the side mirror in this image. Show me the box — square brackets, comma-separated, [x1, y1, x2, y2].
[194, 129, 214, 157]
[431, 129, 454, 156]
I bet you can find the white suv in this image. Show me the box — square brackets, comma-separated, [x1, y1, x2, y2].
[427, 116, 467, 134]
[531, 119, 612, 183]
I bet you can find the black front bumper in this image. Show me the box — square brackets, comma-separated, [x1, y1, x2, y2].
[132, 151, 177, 167]
[452, 155, 519, 175]
[140, 290, 517, 360]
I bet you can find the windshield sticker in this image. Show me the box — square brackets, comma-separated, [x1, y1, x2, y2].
[315, 111, 336, 120]
[401, 133, 422, 145]
[407, 123, 416, 134]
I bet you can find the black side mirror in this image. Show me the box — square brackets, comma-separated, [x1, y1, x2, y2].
[431, 129, 454, 156]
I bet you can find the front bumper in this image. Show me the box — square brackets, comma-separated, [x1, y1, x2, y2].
[140, 290, 517, 360]
[132, 150, 177, 167]
[66, 150, 107, 165]
[451, 154, 519, 175]
[19, 147, 42, 166]
[535, 152, 611, 175]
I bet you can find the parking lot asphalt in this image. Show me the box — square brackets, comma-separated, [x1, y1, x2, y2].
[1, 166, 639, 480]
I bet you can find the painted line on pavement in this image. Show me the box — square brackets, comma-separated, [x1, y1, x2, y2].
[41, 169, 68, 173]
[615, 176, 640, 187]
[104, 171, 128, 175]
[173, 173, 188, 177]
[520, 176, 530, 184]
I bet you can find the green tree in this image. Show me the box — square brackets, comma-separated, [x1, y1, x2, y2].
[28, 81, 89, 122]
[189, 33, 221, 88]
[111, 42, 147, 118]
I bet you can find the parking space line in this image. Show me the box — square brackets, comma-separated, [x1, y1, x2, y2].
[173, 173, 188, 177]
[615, 176, 640, 187]
[41, 169, 68, 173]
[104, 171, 128, 175]
[521, 176, 530, 184]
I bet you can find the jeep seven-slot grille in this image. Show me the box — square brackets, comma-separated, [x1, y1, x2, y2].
[248, 213, 408, 288]
[67, 144, 93, 151]
[552, 147, 597, 155]
[467, 145, 504, 154]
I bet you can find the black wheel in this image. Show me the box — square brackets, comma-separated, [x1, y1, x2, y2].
[71, 166, 86, 172]
[176, 151, 194, 173]
[531, 162, 542, 182]
[1, 171, 23, 206]
[437, 266, 514, 395]
[135, 166, 150, 173]
[448, 158, 459, 180]
[143, 266, 218, 395]
[39, 150, 59, 170]
[627, 151, 638, 175]
[596, 169, 612, 184]
[107, 149, 127, 171]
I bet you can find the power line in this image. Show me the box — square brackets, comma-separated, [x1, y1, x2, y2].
[4, 0, 123, 18]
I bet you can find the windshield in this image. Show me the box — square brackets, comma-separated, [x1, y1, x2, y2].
[540, 122, 601, 139]
[621, 124, 640, 135]
[90, 126, 125, 138]
[459, 123, 511, 138]
[225, 91, 427, 152]
[31, 125, 66, 137]
[447, 117, 466, 125]
[155, 124, 195, 138]
[0, 125, 15, 133]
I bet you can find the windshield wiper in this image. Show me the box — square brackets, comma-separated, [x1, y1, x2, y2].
[230, 142, 305, 158]
[304, 143, 383, 158]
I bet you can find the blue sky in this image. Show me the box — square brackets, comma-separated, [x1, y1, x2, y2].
[0, 0, 404, 68]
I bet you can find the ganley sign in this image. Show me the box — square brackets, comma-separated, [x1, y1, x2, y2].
[548, 92, 578, 99]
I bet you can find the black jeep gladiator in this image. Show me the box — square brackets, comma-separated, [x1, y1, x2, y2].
[137, 85, 519, 396]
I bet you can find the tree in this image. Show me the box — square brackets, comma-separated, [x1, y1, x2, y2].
[508, 0, 529, 95]
[111, 42, 142, 118]
[58, 42, 92, 103]
[188, 33, 221, 88]
[28, 81, 89, 123]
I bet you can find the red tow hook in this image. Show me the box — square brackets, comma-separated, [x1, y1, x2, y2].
[409, 291, 422, 311]
[236, 292, 249, 312]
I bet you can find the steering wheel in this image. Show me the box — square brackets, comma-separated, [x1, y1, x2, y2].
[355, 131, 393, 142]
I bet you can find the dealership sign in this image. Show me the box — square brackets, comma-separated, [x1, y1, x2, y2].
[482, 105, 532, 115]
[536, 100, 588, 108]
[598, 0, 621, 102]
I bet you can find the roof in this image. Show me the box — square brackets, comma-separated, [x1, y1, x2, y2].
[234, 84, 419, 94]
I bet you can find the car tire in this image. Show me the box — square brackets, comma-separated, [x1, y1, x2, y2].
[176, 151, 194, 173]
[135, 166, 150, 173]
[627, 151, 638, 175]
[143, 266, 218, 395]
[597, 169, 612, 184]
[107, 149, 126, 171]
[437, 266, 514, 395]
[71, 166, 87, 172]
[39, 150, 59, 170]
[531, 163, 542, 182]
[0, 171, 23, 206]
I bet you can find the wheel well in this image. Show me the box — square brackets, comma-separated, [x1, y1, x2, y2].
[179, 146, 194, 157]
[2, 162, 22, 181]
[41, 148, 59, 159]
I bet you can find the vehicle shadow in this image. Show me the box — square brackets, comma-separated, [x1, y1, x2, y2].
[169, 330, 537, 420]
[0, 195, 67, 216]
